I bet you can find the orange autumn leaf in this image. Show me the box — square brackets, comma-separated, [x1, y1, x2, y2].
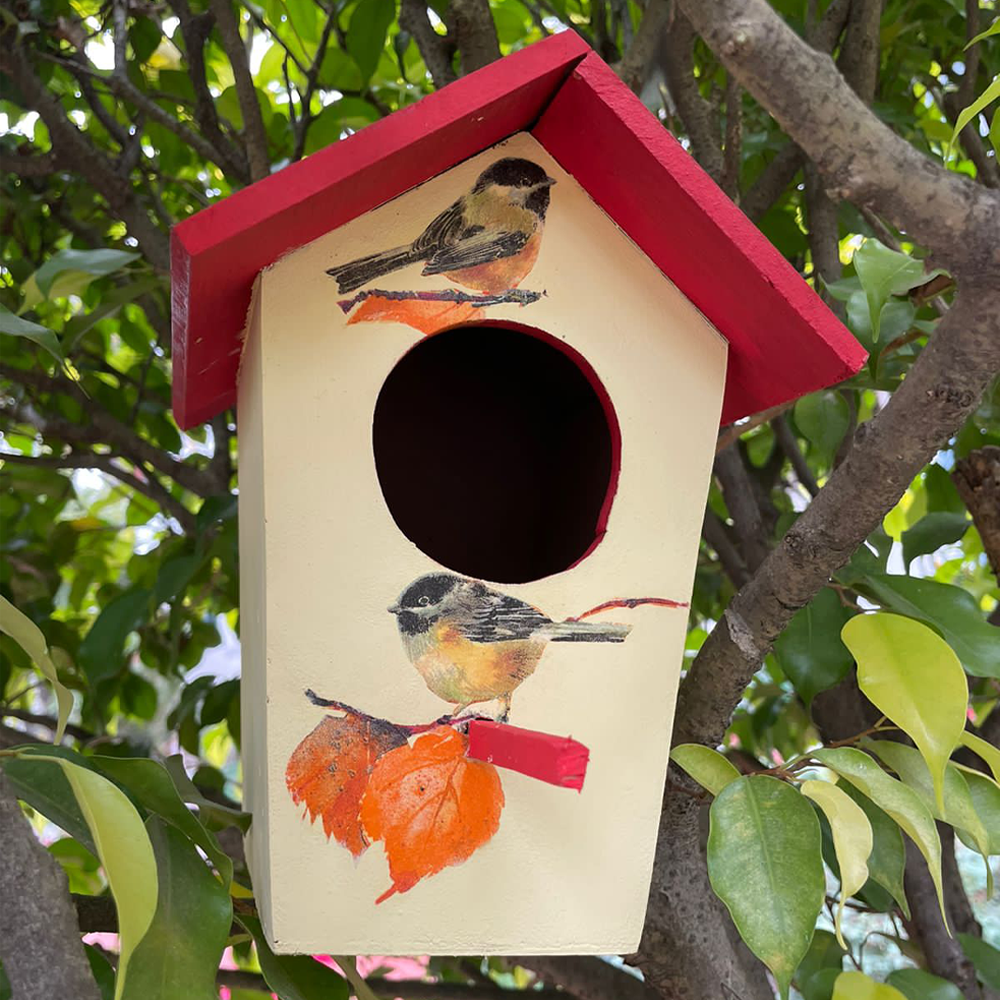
[345, 295, 478, 334]
[360, 726, 504, 903]
[286, 714, 408, 857]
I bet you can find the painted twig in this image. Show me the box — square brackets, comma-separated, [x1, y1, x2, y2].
[304, 688, 485, 734]
[568, 596, 689, 621]
[336, 286, 543, 313]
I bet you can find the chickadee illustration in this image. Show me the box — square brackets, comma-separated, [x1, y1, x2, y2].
[326, 158, 555, 295]
[388, 573, 631, 718]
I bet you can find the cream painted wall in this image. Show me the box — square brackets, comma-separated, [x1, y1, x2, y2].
[240, 131, 727, 954]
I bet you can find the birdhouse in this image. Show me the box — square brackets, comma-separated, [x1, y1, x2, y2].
[171, 33, 865, 955]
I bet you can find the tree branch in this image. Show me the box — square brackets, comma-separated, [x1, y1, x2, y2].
[209, 0, 270, 182]
[675, 0, 1000, 280]
[952, 446, 1000, 576]
[617, 0, 669, 93]
[773, 415, 819, 497]
[0, 772, 101, 1000]
[447, 0, 501, 75]
[400, 0, 456, 88]
[510, 955, 662, 1000]
[713, 445, 771, 572]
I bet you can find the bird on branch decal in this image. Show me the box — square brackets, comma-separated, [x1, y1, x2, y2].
[326, 157, 554, 332]
[388, 572, 631, 719]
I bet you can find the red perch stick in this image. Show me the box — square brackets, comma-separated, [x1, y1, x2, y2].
[466, 720, 590, 791]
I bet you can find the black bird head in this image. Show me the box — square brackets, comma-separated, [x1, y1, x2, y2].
[473, 157, 556, 218]
[388, 572, 464, 635]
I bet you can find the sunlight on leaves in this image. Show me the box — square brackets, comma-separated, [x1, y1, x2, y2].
[670, 744, 741, 796]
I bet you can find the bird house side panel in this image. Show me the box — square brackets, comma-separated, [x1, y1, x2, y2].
[247, 132, 727, 954]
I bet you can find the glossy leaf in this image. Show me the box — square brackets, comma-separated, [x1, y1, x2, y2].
[885, 968, 964, 1000]
[836, 781, 909, 918]
[964, 17, 1000, 47]
[833, 971, 907, 1000]
[813, 747, 944, 920]
[801, 779, 872, 947]
[959, 933, 1000, 991]
[707, 776, 825, 999]
[953, 766, 1000, 855]
[949, 76, 1000, 155]
[861, 575, 1000, 678]
[900, 512, 969, 568]
[842, 613, 967, 812]
[24, 248, 141, 306]
[773, 588, 854, 704]
[866, 741, 992, 893]
[794, 391, 851, 455]
[237, 914, 350, 1000]
[795, 930, 845, 1000]
[33, 755, 158, 999]
[77, 587, 152, 685]
[0, 596, 73, 741]
[93, 755, 233, 885]
[0, 304, 65, 365]
[670, 744, 741, 796]
[120, 818, 231, 1000]
[347, 0, 395, 83]
[961, 731, 1000, 783]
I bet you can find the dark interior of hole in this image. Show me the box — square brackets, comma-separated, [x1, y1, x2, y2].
[372, 326, 616, 584]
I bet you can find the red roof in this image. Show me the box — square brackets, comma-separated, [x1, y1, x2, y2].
[170, 33, 865, 429]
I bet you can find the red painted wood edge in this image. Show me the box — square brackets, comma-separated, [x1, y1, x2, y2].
[532, 54, 868, 424]
[466, 720, 590, 791]
[170, 32, 590, 428]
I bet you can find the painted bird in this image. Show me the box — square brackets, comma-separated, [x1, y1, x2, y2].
[326, 158, 555, 295]
[388, 572, 630, 718]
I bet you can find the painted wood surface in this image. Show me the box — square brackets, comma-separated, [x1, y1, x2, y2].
[239, 133, 727, 953]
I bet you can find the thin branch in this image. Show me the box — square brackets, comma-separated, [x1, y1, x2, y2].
[713, 445, 771, 572]
[716, 401, 793, 453]
[400, 0, 456, 88]
[0, 149, 59, 176]
[210, 0, 270, 182]
[291, 7, 340, 161]
[702, 508, 751, 588]
[337, 287, 543, 312]
[720, 74, 742, 200]
[773, 415, 819, 497]
[617, 0, 670, 93]
[739, 143, 804, 222]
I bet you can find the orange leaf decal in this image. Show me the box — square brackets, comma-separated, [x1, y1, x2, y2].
[286, 714, 408, 857]
[359, 726, 504, 903]
[345, 295, 479, 334]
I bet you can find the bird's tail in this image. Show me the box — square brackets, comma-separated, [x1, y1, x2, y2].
[542, 620, 632, 643]
[326, 245, 422, 294]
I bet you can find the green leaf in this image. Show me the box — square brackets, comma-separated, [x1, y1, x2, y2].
[949, 76, 1000, 156]
[24, 248, 141, 307]
[670, 744, 741, 795]
[836, 781, 909, 918]
[31, 755, 158, 999]
[332, 956, 381, 1000]
[0, 596, 73, 741]
[119, 817, 232, 1000]
[92, 755, 233, 885]
[953, 766, 1000, 855]
[795, 930, 845, 999]
[842, 613, 968, 813]
[961, 731, 1000, 782]
[707, 776, 825, 999]
[813, 747, 944, 921]
[0, 304, 65, 366]
[866, 741, 992, 894]
[773, 589, 854, 705]
[886, 967, 964, 1000]
[237, 914, 350, 1000]
[162, 754, 251, 831]
[794, 392, 851, 456]
[958, 933, 1000, 990]
[833, 971, 907, 1000]
[801, 779, 872, 947]
[154, 554, 202, 604]
[85, 944, 116, 1000]
[861, 575, 1000, 679]
[0, 754, 96, 852]
[900, 512, 970, 568]
[78, 588, 152, 685]
[346, 0, 395, 84]
[852, 240, 943, 342]
[964, 17, 1000, 48]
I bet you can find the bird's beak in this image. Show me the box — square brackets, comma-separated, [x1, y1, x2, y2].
[387, 603, 401, 615]
[543, 176, 556, 186]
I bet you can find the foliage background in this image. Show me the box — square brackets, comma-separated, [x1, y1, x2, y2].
[0, 0, 998, 997]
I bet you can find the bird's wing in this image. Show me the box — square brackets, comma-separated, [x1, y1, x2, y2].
[459, 591, 553, 643]
[411, 198, 469, 254]
[421, 229, 529, 275]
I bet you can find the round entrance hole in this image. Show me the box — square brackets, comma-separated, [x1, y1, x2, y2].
[372, 325, 620, 584]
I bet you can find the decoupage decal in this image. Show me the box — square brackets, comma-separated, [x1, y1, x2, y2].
[286, 575, 689, 904]
[326, 158, 553, 334]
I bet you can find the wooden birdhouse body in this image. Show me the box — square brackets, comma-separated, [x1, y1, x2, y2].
[238, 132, 727, 952]
[172, 31, 865, 957]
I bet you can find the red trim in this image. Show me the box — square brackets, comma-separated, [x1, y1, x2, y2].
[170, 32, 590, 428]
[466, 720, 590, 790]
[531, 54, 868, 424]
